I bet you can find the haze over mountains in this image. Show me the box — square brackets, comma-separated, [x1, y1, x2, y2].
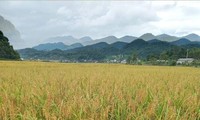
[33, 42, 83, 51]
[1, 13, 200, 56]
[44, 33, 200, 45]
[32, 32, 200, 51]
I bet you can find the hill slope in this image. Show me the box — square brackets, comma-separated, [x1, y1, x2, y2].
[0, 31, 20, 59]
[171, 38, 191, 46]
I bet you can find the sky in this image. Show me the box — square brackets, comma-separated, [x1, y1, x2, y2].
[1, 1, 200, 48]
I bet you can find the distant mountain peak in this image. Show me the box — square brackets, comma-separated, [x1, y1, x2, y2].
[80, 36, 92, 39]
[187, 33, 199, 36]
[139, 33, 155, 41]
[155, 33, 179, 42]
[142, 33, 155, 36]
[183, 33, 200, 41]
[119, 35, 137, 43]
[104, 35, 118, 39]
[79, 36, 93, 43]
[171, 38, 191, 46]
[120, 35, 136, 39]
[120, 35, 132, 38]
[133, 38, 147, 42]
[184, 33, 199, 38]
[157, 34, 171, 37]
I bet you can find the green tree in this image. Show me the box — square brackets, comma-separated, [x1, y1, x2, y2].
[159, 51, 169, 60]
[127, 52, 139, 64]
[189, 48, 200, 60]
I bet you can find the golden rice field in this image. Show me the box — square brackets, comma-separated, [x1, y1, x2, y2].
[0, 61, 199, 120]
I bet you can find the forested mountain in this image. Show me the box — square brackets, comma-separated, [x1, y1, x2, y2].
[0, 30, 20, 59]
[18, 38, 200, 61]
[17, 31, 200, 62]
[171, 38, 192, 46]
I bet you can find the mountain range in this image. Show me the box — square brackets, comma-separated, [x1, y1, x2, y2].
[33, 33, 200, 51]
[41, 32, 200, 46]
[18, 38, 200, 61]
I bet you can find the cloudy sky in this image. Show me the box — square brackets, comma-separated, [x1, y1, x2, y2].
[1, 1, 200, 47]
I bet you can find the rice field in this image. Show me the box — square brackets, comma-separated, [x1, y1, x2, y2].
[0, 61, 199, 120]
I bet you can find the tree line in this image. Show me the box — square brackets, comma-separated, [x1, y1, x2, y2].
[127, 47, 200, 66]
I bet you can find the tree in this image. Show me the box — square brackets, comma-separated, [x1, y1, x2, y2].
[127, 52, 139, 64]
[189, 48, 200, 60]
[159, 51, 169, 60]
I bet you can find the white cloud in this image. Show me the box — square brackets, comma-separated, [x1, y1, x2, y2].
[0, 1, 200, 47]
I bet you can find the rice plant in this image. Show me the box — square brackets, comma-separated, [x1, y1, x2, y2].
[0, 61, 199, 119]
